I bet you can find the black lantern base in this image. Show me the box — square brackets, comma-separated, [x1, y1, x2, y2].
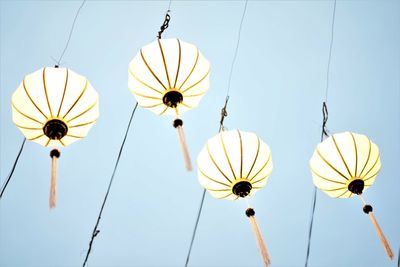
[43, 119, 68, 140]
[348, 179, 364, 195]
[233, 181, 252, 198]
[163, 90, 183, 108]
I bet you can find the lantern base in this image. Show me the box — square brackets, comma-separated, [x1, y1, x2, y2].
[348, 179, 364, 195]
[43, 119, 68, 140]
[232, 181, 252, 198]
[163, 90, 183, 108]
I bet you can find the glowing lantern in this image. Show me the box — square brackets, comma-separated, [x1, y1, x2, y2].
[197, 129, 273, 266]
[12, 67, 99, 208]
[310, 131, 393, 259]
[128, 38, 210, 171]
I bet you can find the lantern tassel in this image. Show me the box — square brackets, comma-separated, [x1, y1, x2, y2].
[362, 204, 393, 260]
[49, 149, 61, 209]
[173, 119, 192, 171]
[246, 208, 271, 266]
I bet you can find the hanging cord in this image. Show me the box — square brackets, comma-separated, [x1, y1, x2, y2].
[157, 0, 173, 39]
[184, 1, 248, 266]
[55, 0, 87, 67]
[82, 103, 139, 267]
[304, 1, 336, 267]
[0, 138, 26, 200]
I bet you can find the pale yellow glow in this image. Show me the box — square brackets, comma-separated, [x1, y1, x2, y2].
[197, 130, 273, 201]
[310, 132, 381, 198]
[11, 67, 99, 147]
[128, 38, 210, 116]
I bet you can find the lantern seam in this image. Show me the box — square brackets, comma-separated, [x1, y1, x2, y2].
[56, 69, 69, 117]
[361, 153, 380, 179]
[331, 135, 354, 178]
[349, 132, 359, 177]
[246, 137, 261, 179]
[359, 138, 372, 177]
[249, 152, 271, 181]
[310, 168, 346, 185]
[22, 78, 48, 119]
[62, 80, 88, 119]
[178, 48, 199, 90]
[69, 119, 96, 128]
[129, 89, 161, 100]
[45, 138, 51, 147]
[141, 103, 164, 109]
[128, 68, 164, 94]
[28, 134, 44, 141]
[220, 133, 238, 180]
[42, 68, 54, 118]
[198, 167, 231, 187]
[157, 39, 172, 89]
[66, 98, 99, 123]
[315, 148, 349, 181]
[206, 143, 233, 183]
[184, 91, 207, 98]
[140, 49, 168, 91]
[14, 124, 42, 130]
[251, 169, 273, 185]
[173, 39, 181, 89]
[67, 134, 85, 139]
[238, 130, 243, 178]
[12, 103, 44, 125]
[180, 69, 210, 94]
[159, 106, 169, 116]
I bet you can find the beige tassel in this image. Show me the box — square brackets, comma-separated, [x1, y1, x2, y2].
[49, 149, 61, 209]
[363, 204, 393, 260]
[173, 119, 192, 171]
[246, 208, 271, 266]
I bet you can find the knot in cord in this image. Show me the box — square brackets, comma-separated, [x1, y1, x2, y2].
[158, 11, 171, 39]
[321, 101, 329, 140]
[219, 96, 229, 131]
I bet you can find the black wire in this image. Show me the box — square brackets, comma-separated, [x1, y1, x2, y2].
[184, 2, 248, 266]
[56, 0, 87, 66]
[0, 138, 26, 200]
[397, 247, 399, 267]
[82, 103, 139, 267]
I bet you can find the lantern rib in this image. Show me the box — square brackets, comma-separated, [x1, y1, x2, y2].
[12, 103, 44, 125]
[130, 89, 161, 100]
[57, 69, 69, 117]
[42, 68, 54, 118]
[14, 124, 42, 130]
[66, 98, 98, 123]
[249, 152, 271, 181]
[184, 91, 207, 98]
[67, 134, 85, 139]
[180, 69, 210, 94]
[363, 173, 378, 183]
[159, 106, 169, 115]
[178, 48, 199, 90]
[142, 103, 164, 109]
[310, 169, 347, 185]
[251, 168, 273, 185]
[173, 39, 182, 89]
[361, 157, 380, 180]
[246, 137, 261, 179]
[59, 139, 66, 147]
[128, 69, 164, 94]
[22, 78, 48, 119]
[198, 168, 231, 187]
[332, 135, 354, 178]
[335, 189, 351, 198]
[350, 132, 359, 177]
[318, 186, 348, 192]
[62, 80, 88, 119]
[206, 143, 233, 184]
[359, 138, 372, 177]
[316, 148, 349, 181]
[140, 49, 168, 91]
[45, 138, 51, 147]
[204, 187, 231, 192]
[180, 102, 194, 109]
[157, 39, 172, 89]
[238, 131, 243, 178]
[218, 192, 235, 199]
[220, 134, 238, 180]
[29, 134, 44, 141]
[69, 119, 96, 128]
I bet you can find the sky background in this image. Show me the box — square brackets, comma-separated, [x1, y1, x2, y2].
[0, 0, 399, 267]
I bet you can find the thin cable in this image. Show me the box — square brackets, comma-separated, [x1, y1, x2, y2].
[0, 138, 26, 200]
[82, 103, 139, 267]
[184, 2, 249, 266]
[226, 0, 248, 96]
[304, 1, 336, 266]
[56, 0, 87, 66]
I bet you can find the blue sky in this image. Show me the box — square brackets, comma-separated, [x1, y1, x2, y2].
[0, 0, 399, 266]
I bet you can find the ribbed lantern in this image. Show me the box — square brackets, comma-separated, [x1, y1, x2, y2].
[12, 67, 99, 208]
[129, 38, 210, 171]
[310, 131, 393, 259]
[197, 130, 273, 266]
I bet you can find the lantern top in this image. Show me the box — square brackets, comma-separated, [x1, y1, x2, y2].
[310, 131, 381, 198]
[128, 38, 210, 116]
[197, 130, 273, 201]
[12, 67, 99, 147]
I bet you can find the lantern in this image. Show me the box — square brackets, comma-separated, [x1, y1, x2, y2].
[310, 131, 393, 259]
[128, 38, 210, 171]
[12, 67, 99, 208]
[197, 130, 273, 266]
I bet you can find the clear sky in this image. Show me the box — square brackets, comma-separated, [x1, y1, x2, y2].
[0, 0, 399, 267]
